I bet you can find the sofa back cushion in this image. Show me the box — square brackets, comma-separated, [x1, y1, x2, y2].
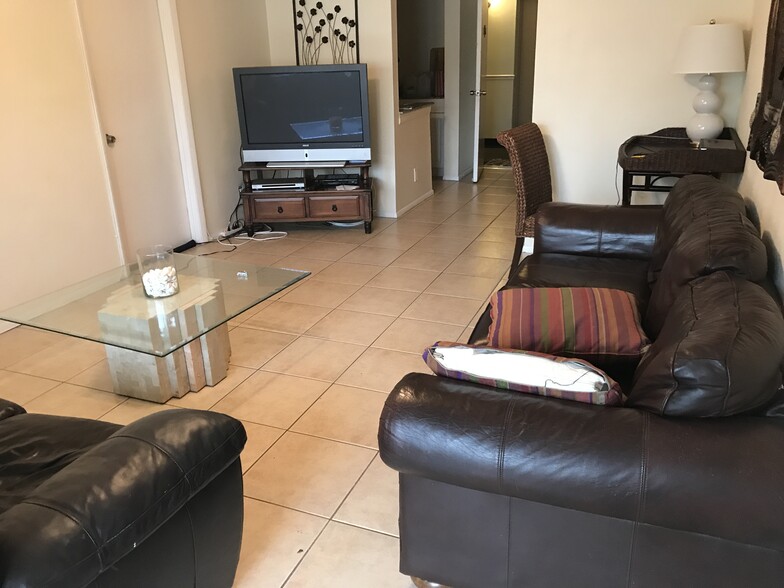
[629, 272, 784, 417]
[644, 209, 768, 337]
[649, 175, 746, 283]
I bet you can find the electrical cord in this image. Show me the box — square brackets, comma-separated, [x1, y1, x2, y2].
[198, 234, 238, 255]
[235, 224, 288, 242]
[614, 163, 621, 205]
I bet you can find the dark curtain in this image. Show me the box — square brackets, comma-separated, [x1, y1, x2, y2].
[749, 0, 784, 193]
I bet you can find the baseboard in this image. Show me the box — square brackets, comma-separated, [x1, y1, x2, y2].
[443, 167, 475, 182]
[395, 189, 434, 218]
[0, 320, 17, 334]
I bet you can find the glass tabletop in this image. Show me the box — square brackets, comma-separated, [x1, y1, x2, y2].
[0, 254, 309, 356]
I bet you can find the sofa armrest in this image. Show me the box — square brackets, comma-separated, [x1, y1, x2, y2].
[0, 398, 24, 421]
[379, 373, 784, 551]
[534, 202, 661, 260]
[0, 409, 246, 587]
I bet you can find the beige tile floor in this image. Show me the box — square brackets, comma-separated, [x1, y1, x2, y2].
[0, 169, 517, 587]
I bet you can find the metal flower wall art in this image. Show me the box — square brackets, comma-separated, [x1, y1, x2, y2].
[293, 1, 360, 65]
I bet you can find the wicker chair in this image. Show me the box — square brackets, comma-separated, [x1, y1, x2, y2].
[496, 123, 552, 278]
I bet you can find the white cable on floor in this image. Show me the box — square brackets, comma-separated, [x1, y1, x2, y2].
[235, 231, 288, 242]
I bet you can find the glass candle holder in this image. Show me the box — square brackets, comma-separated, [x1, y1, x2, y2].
[137, 245, 179, 298]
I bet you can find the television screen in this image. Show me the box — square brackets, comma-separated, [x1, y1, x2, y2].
[233, 64, 371, 163]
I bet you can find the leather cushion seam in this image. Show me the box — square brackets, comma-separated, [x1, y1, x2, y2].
[19, 499, 103, 585]
[719, 276, 741, 414]
[626, 412, 649, 586]
[497, 401, 515, 493]
[103, 423, 245, 546]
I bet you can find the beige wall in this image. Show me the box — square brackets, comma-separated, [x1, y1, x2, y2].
[264, 0, 400, 217]
[532, 0, 754, 204]
[458, 0, 478, 178]
[481, 0, 516, 138]
[177, 0, 270, 237]
[0, 1, 122, 315]
[514, 0, 537, 125]
[486, 0, 516, 75]
[737, 0, 784, 296]
[395, 107, 434, 213]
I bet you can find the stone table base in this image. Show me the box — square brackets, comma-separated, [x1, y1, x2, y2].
[98, 276, 231, 403]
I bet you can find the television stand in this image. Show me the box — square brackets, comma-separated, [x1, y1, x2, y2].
[267, 160, 347, 168]
[239, 161, 373, 234]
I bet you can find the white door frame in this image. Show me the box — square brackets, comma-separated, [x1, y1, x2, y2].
[156, 0, 209, 244]
[471, 0, 488, 182]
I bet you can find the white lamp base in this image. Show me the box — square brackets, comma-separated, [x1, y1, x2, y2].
[686, 74, 724, 142]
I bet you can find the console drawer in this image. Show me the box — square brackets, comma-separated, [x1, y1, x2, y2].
[252, 197, 306, 219]
[308, 195, 361, 218]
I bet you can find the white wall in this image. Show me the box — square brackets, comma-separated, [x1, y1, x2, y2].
[737, 0, 784, 297]
[0, 1, 122, 314]
[176, 0, 270, 237]
[264, 0, 400, 217]
[532, 1, 754, 204]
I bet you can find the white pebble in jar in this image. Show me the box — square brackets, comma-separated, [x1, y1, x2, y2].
[142, 266, 179, 298]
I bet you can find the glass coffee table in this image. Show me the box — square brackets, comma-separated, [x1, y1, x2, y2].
[0, 254, 308, 403]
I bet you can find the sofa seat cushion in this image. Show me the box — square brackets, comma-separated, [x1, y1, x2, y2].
[511, 253, 651, 306]
[644, 210, 768, 337]
[630, 272, 784, 417]
[424, 341, 624, 406]
[487, 287, 649, 363]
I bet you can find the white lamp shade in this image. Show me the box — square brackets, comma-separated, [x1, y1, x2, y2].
[673, 23, 746, 74]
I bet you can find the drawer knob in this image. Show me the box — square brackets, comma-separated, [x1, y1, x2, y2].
[331, 204, 338, 212]
[277, 206, 284, 214]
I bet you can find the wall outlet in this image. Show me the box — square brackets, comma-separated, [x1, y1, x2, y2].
[413, 168, 418, 182]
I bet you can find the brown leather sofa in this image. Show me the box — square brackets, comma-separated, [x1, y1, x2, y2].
[0, 402, 246, 587]
[379, 176, 784, 588]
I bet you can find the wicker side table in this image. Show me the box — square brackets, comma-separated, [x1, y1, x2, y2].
[617, 127, 746, 205]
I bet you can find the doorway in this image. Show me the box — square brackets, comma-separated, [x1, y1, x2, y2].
[394, 0, 537, 181]
[481, 0, 538, 169]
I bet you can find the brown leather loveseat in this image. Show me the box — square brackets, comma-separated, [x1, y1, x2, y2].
[379, 176, 784, 588]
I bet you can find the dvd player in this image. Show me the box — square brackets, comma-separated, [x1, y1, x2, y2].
[315, 173, 361, 187]
[251, 178, 305, 190]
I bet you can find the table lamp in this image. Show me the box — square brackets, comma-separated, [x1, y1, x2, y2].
[673, 20, 746, 143]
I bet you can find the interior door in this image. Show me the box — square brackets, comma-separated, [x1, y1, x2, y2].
[471, 0, 489, 182]
[77, 0, 193, 258]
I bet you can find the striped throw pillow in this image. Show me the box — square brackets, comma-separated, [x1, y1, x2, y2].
[488, 287, 649, 359]
[424, 341, 625, 406]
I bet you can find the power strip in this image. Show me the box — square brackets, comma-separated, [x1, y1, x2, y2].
[218, 227, 243, 239]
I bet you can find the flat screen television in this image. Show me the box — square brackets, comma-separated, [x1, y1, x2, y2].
[233, 63, 371, 165]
